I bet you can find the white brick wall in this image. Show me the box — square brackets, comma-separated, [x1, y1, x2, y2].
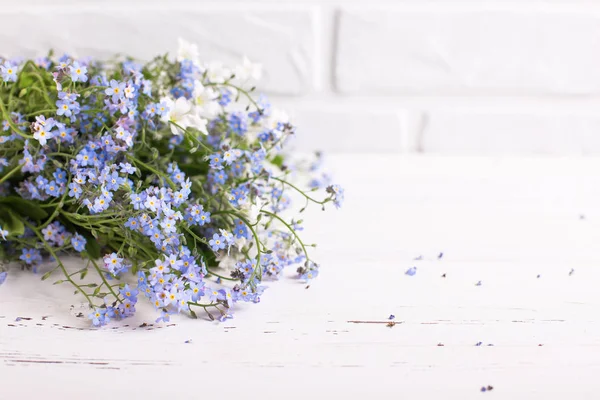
[0, 4, 318, 95]
[421, 111, 600, 155]
[3, 1, 600, 155]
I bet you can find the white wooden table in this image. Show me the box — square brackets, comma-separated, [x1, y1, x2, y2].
[2, 155, 600, 399]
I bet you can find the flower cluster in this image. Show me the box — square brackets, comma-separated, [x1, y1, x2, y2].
[0, 40, 343, 326]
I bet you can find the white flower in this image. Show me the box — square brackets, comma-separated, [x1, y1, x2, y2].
[241, 197, 266, 224]
[177, 38, 200, 65]
[161, 97, 190, 134]
[234, 236, 247, 251]
[161, 97, 208, 136]
[215, 253, 240, 270]
[187, 113, 208, 136]
[193, 82, 221, 119]
[266, 108, 290, 139]
[234, 57, 262, 82]
[205, 62, 230, 84]
[33, 127, 52, 146]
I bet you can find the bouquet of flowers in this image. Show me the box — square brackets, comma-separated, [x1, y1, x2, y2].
[0, 39, 343, 326]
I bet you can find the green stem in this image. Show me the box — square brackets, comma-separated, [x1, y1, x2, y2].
[78, 85, 108, 95]
[25, 109, 56, 117]
[169, 121, 212, 153]
[182, 225, 209, 246]
[260, 209, 310, 263]
[27, 70, 54, 107]
[205, 82, 261, 111]
[38, 177, 71, 231]
[188, 301, 220, 309]
[265, 132, 290, 155]
[60, 211, 129, 225]
[47, 152, 75, 159]
[126, 154, 177, 190]
[212, 210, 263, 283]
[0, 163, 22, 185]
[24, 220, 94, 307]
[106, 235, 156, 263]
[182, 226, 235, 281]
[0, 99, 32, 139]
[271, 177, 330, 206]
[61, 210, 127, 219]
[206, 267, 237, 282]
[90, 258, 122, 304]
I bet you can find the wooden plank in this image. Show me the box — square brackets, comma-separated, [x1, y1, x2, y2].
[2, 155, 600, 398]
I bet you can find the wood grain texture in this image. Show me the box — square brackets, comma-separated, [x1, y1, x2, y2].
[2, 155, 600, 399]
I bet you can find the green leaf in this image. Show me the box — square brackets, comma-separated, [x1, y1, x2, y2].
[128, 246, 137, 258]
[204, 249, 217, 267]
[270, 155, 285, 168]
[0, 196, 48, 220]
[82, 232, 101, 259]
[41, 270, 53, 281]
[0, 209, 24, 237]
[179, 162, 208, 176]
[19, 75, 34, 88]
[77, 229, 100, 260]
